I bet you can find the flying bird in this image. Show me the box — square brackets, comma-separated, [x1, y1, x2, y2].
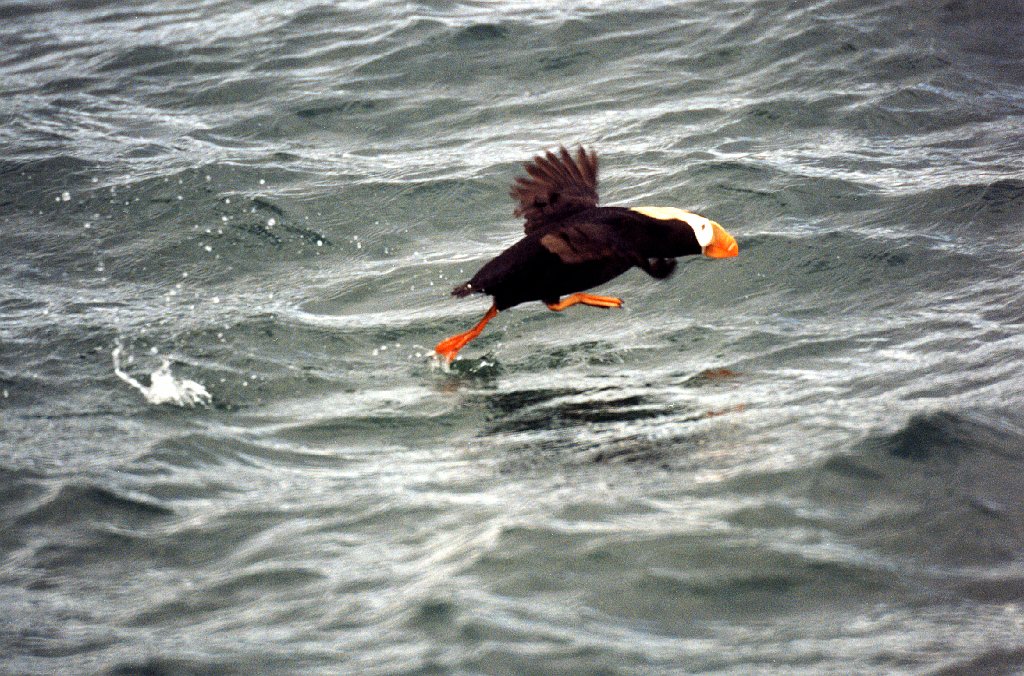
[434, 145, 738, 362]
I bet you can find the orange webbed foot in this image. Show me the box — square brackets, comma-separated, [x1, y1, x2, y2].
[546, 293, 624, 311]
[434, 305, 499, 363]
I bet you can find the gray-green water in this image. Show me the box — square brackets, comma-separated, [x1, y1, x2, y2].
[3, 1, 1024, 673]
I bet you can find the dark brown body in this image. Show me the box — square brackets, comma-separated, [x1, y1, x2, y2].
[434, 146, 737, 362]
[455, 206, 701, 310]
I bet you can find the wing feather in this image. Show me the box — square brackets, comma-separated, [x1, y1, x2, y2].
[510, 145, 600, 234]
[538, 220, 641, 267]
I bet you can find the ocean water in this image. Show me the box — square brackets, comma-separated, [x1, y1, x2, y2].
[2, 0, 1024, 672]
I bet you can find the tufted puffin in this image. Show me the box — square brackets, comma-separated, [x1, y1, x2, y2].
[434, 145, 738, 362]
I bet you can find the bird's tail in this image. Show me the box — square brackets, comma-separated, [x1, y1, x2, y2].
[451, 282, 477, 298]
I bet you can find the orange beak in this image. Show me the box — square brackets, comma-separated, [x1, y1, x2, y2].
[703, 221, 738, 258]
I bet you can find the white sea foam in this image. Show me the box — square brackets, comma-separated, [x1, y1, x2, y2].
[112, 345, 211, 407]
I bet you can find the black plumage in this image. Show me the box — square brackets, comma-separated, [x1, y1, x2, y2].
[434, 145, 738, 362]
[453, 207, 699, 310]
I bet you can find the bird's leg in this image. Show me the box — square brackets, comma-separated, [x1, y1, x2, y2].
[434, 304, 499, 362]
[545, 293, 623, 311]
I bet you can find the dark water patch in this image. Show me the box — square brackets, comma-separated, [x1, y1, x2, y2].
[16, 482, 173, 531]
[0, 467, 48, 555]
[927, 0, 1024, 64]
[98, 45, 183, 75]
[725, 501, 816, 531]
[139, 433, 296, 471]
[931, 647, 1024, 676]
[0, 1, 54, 20]
[271, 412, 462, 448]
[182, 75, 280, 107]
[136, 55, 245, 79]
[106, 656, 239, 676]
[470, 382, 677, 438]
[492, 409, 714, 473]
[582, 437, 678, 467]
[731, 228, 992, 319]
[884, 179, 1024, 236]
[0, 466, 47, 518]
[952, 572, 1024, 606]
[207, 565, 327, 597]
[721, 410, 1024, 569]
[485, 391, 669, 434]
[0, 155, 97, 195]
[3, 618, 117, 662]
[865, 409, 1023, 463]
[454, 23, 510, 44]
[473, 386, 583, 417]
[293, 97, 388, 120]
[131, 566, 327, 627]
[19, 168, 337, 288]
[103, 508, 296, 571]
[469, 524, 900, 638]
[39, 76, 105, 95]
[519, 340, 630, 370]
[691, 161, 877, 227]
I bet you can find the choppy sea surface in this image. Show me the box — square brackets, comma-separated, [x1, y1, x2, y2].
[3, 0, 1024, 673]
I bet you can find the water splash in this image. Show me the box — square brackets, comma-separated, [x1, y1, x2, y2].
[112, 345, 211, 407]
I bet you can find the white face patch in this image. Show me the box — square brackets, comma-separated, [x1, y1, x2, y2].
[629, 206, 714, 247]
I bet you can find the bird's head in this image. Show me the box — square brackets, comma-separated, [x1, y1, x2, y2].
[630, 206, 738, 259]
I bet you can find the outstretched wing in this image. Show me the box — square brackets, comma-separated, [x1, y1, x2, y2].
[510, 146, 599, 234]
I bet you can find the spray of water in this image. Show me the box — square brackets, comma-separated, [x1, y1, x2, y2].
[112, 344, 211, 407]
